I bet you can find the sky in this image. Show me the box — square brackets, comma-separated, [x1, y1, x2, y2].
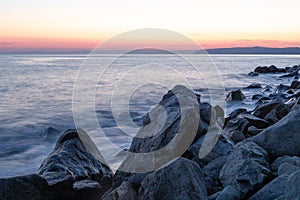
[0, 0, 300, 52]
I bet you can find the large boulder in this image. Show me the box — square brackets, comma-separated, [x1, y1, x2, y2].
[225, 90, 245, 102]
[271, 156, 300, 176]
[216, 186, 240, 200]
[38, 129, 113, 199]
[0, 174, 53, 200]
[101, 181, 137, 200]
[248, 175, 289, 200]
[280, 170, 300, 199]
[138, 158, 208, 200]
[252, 105, 300, 158]
[219, 142, 272, 198]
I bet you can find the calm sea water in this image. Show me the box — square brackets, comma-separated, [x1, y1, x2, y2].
[0, 54, 300, 177]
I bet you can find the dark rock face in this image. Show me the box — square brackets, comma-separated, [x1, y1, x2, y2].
[101, 181, 137, 200]
[38, 129, 113, 199]
[225, 90, 245, 101]
[216, 186, 240, 200]
[222, 118, 248, 143]
[73, 180, 103, 200]
[271, 156, 300, 176]
[0, 174, 53, 200]
[252, 105, 300, 158]
[254, 65, 286, 73]
[245, 83, 262, 89]
[282, 170, 300, 199]
[138, 158, 208, 200]
[219, 142, 271, 198]
[248, 72, 259, 77]
[237, 113, 270, 129]
[248, 175, 289, 200]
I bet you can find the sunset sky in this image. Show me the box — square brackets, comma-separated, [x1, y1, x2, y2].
[1, 0, 300, 52]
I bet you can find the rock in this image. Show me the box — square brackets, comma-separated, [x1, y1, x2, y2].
[254, 66, 270, 73]
[281, 170, 300, 200]
[0, 174, 53, 200]
[252, 105, 300, 158]
[248, 175, 289, 200]
[216, 186, 240, 200]
[247, 126, 263, 136]
[254, 65, 286, 73]
[188, 135, 233, 166]
[138, 158, 208, 200]
[225, 90, 245, 101]
[245, 83, 262, 89]
[224, 108, 247, 126]
[271, 156, 300, 176]
[73, 180, 102, 200]
[219, 142, 271, 198]
[101, 181, 137, 200]
[222, 118, 248, 143]
[253, 101, 290, 123]
[202, 156, 228, 195]
[38, 129, 113, 199]
[276, 84, 290, 92]
[252, 94, 264, 100]
[248, 72, 259, 77]
[290, 80, 300, 89]
[237, 113, 270, 129]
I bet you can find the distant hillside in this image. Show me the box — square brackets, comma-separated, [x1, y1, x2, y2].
[195, 47, 300, 54]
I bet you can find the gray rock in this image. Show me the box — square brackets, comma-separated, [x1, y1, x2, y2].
[248, 175, 289, 200]
[226, 90, 245, 101]
[216, 186, 240, 200]
[247, 126, 263, 136]
[38, 129, 113, 199]
[219, 142, 271, 197]
[0, 174, 53, 200]
[237, 113, 270, 129]
[245, 83, 262, 89]
[282, 170, 300, 200]
[252, 105, 300, 158]
[271, 156, 300, 176]
[222, 117, 248, 143]
[138, 158, 208, 200]
[101, 181, 137, 200]
[73, 180, 102, 200]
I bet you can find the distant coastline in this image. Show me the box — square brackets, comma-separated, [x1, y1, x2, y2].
[1, 46, 300, 55]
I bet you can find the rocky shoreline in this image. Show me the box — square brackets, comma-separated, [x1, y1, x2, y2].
[1, 65, 300, 200]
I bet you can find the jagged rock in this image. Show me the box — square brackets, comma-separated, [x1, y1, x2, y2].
[188, 135, 233, 166]
[101, 181, 137, 200]
[73, 180, 102, 200]
[225, 90, 245, 101]
[237, 113, 270, 129]
[245, 83, 262, 89]
[224, 108, 247, 126]
[281, 170, 300, 199]
[290, 80, 300, 89]
[202, 156, 228, 195]
[216, 186, 240, 200]
[254, 65, 286, 73]
[38, 129, 113, 199]
[222, 117, 248, 143]
[248, 175, 289, 200]
[247, 126, 263, 136]
[252, 94, 264, 100]
[219, 142, 271, 198]
[252, 105, 300, 158]
[253, 100, 290, 123]
[0, 174, 53, 200]
[138, 158, 208, 200]
[271, 156, 300, 176]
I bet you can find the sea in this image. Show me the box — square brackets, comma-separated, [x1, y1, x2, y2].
[1, 54, 300, 177]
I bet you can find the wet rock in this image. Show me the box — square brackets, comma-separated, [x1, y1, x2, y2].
[224, 108, 247, 126]
[271, 156, 300, 176]
[216, 186, 240, 200]
[252, 94, 264, 100]
[219, 142, 271, 198]
[248, 175, 289, 200]
[237, 113, 270, 129]
[38, 129, 113, 199]
[275, 84, 290, 92]
[247, 126, 263, 136]
[225, 90, 245, 101]
[290, 80, 300, 89]
[253, 101, 290, 123]
[0, 174, 53, 200]
[101, 181, 137, 200]
[223, 117, 248, 135]
[254, 65, 286, 73]
[252, 105, 300, 158]
[138, 158, 208, 200]
[248, 72, 259, 77]
[245, 83, 262, 89]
